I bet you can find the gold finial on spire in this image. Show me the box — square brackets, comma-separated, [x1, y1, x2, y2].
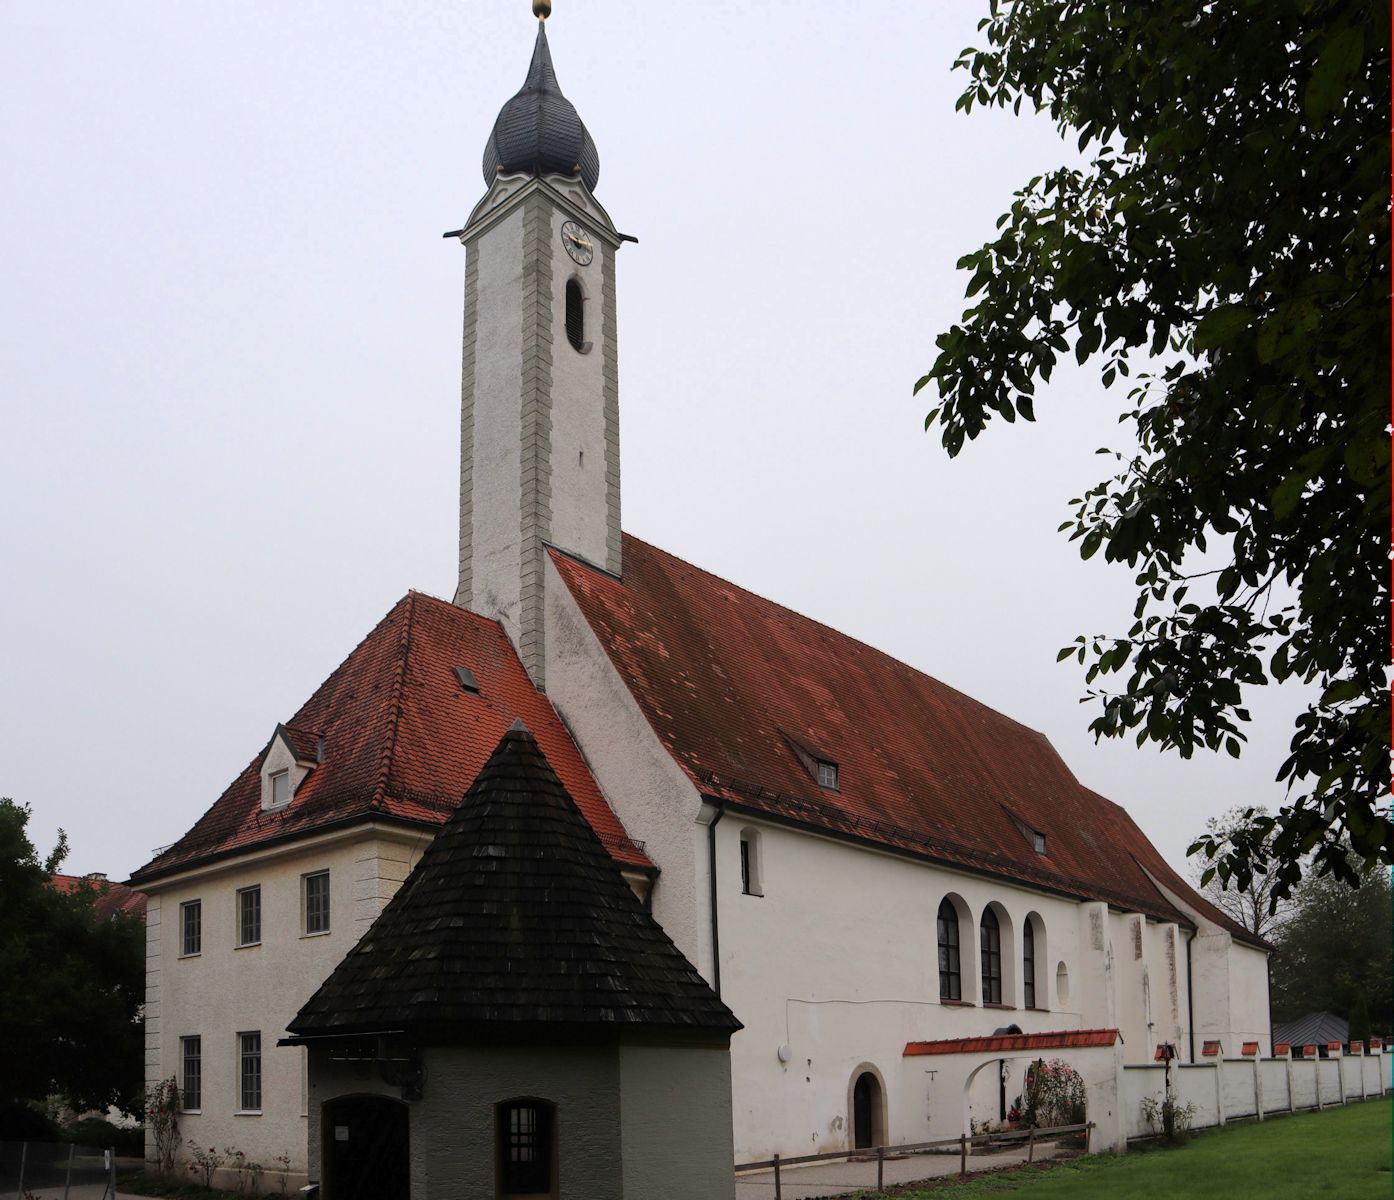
[532, 0, 551, 19]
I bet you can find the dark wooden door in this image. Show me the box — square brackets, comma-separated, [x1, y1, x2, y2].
[324, 1095, 409, 1200]
[853, 1073, 875, 1149]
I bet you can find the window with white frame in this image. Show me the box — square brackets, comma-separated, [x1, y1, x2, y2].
[180, 899, 202, 956]
[238, 1032, 262, 1111]
[815, 759, 839, 790]
[269, 769, 291, 808]
[303, 870, 330, 935]
[181, 1036, 202, 1111]
[237, 885, 261, 947]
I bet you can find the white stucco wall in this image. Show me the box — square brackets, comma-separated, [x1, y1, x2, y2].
[465, 203, 525, 641]
[543, 556, 708, 969]
[709, 813, 1103, 1161]
[546, 207, 611, 571]
[618, 1042, 735, 1200]
[143, 826, 429, 1179]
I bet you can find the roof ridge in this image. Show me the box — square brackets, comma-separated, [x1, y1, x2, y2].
[373, 592, 418, 811]
[615, 533, 1054, 746]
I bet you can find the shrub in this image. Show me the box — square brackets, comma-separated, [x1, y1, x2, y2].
[1022, 1057, 1087, 1129]
[1141, 1091, 1198, 1145]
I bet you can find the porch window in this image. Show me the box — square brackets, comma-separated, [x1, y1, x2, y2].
[937, 899, 961, 1001]
[497, 1098, 555, 1198]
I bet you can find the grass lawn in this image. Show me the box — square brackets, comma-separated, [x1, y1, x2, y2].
[854, 1097, 1392, 1200]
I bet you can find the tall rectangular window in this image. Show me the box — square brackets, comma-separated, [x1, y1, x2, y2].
[303, 871, 331, 935]
[1023, 920, 1037, 1008]
[181, 1036, 202, 1111]
[937, 899, 961, 1001]
[237, 886, 261, 947]
[180, 900, 202, 956]
[238, 1032, 262, 1111]
[269, 769, 291, 807]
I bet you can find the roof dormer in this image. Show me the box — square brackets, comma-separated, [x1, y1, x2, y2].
[260, 723, 322, 812]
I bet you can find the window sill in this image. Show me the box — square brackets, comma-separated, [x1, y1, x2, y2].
[939, 998, 975, 1007]
[300, 929, 332, 939]
[1025, 1006, 1051, 1013]
[178, 952, 201, 960]
[180, 1109, 202, 1116]
[234, 1110, 262, 1117]
[235, 941, 262, 950]
[983, 1002, 1017, 1011]
[740, 891, 764, 899]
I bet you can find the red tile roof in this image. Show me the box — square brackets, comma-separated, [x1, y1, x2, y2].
[50, 873, 147, 919]
[551, 534, 1259, 942]
[130, 593, 650, 884]
[904, 1028, 1120, 1056]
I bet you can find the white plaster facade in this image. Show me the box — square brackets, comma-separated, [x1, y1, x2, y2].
[142, 825, 429, 1183]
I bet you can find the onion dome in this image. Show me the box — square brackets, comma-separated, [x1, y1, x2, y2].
[482, 22, 600, 192]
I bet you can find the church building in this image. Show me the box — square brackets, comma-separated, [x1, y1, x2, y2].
[130, 8, 1272, 1186]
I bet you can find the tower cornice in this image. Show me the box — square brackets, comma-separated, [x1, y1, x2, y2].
[448, 172, 630, 248]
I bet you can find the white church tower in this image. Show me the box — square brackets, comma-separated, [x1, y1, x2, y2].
[450, 2, 625, 686]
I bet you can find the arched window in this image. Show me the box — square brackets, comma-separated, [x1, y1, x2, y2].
[980, 907, 1002, 1004]
[1022, 917, 1037, 1009]
[565, 278, 585, 351]
[937, 899, 961, 1000]
[497, 1098, 556, 1199]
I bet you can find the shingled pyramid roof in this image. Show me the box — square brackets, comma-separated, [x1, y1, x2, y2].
[286, 725, 740, 1038]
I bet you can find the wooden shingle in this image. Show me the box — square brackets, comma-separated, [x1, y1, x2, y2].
[287, 725, 739, 1037]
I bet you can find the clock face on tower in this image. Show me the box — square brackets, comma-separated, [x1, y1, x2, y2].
[560, 220, 594, 266]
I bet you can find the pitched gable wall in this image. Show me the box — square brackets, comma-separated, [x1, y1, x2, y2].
[544, 553, 709, 970]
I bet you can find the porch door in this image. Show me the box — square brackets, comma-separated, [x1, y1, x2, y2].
[323, 1094, 409, 1200]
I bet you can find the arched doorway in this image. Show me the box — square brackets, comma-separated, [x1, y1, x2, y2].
[323, 1094, 409, 1200]
[849, 1067, 885, 1150]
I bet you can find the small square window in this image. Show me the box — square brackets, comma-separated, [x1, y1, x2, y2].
[269, 770, 291, 807]
[180, 900, 202, 956]
[237, 885, 262, 947]
[303, 871, 330, 935]
[816, 760, 839, 790]
[1033, 832, 1047, 855]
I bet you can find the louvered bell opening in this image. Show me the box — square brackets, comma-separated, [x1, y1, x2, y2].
[565, 278, 585, 351]
[454, 665, 480, 694]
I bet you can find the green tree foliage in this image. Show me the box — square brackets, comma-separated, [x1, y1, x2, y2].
[1269, 860, 1392, 1032]
[917, 0, 1391, 900]
[0, 798, 145, 1116]
[1190, 806, 1289, 940]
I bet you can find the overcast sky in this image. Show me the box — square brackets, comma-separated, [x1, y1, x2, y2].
[0, 1, 1307, 885]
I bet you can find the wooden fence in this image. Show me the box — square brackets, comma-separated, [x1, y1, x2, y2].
[737, 1121, 1093, 1197]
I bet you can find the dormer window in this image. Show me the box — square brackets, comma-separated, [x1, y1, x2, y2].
[816, 760, 839, 791]
[1032, 831, 1047, 855]
[259, 724, 321, 811]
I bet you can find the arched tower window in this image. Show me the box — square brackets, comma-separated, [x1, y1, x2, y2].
[980, 907, 1002, 1004]
[937, 899, 961, 1001]
[565, 278, 585, 351]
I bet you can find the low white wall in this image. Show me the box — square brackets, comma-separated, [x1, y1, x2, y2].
[1126, 1053, 1391, 1142]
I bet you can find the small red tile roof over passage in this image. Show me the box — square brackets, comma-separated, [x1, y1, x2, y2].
[50, 874, 147, 919]
[130, 593, 649, 884]
[904, 1029, 1120, 1057]
[551, 535, 1258, 941]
